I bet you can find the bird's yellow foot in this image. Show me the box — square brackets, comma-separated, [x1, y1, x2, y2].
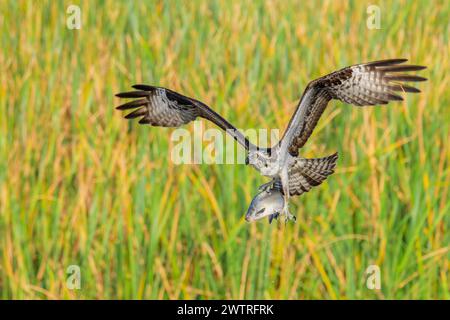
[282, 204, 296, 223]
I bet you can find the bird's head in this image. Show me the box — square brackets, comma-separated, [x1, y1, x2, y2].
[246, 149, 279, 177]
[246, 148, 274, 175]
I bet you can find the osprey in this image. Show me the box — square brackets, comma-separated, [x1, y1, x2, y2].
[116, 59, 426, 222]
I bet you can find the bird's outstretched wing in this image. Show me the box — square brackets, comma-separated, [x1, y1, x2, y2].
[278, 59, 427, 156]
[116, 85, 256, 150]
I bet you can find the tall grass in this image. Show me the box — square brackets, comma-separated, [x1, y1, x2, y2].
[0, 0, 448, 299]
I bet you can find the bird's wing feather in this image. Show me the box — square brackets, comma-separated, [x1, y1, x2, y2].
[287, 152, 338, 196]
[116, 85, 256, 150]
[279, 59, 426, 156]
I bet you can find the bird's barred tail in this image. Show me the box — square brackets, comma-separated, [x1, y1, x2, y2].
[300, 152, 338, 179]
[288, 152, 338, 196]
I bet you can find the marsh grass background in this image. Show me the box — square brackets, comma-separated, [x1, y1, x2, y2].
[0, 0, 449, 299]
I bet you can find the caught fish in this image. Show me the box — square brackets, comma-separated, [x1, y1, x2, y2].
[245, 187, 284, 223]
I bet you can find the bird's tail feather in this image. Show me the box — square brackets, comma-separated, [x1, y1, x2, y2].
[287, 152, 338, 196]
[299, 152, 338, 182]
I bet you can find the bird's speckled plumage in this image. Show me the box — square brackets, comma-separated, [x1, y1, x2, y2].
[287, 152, 339, 196]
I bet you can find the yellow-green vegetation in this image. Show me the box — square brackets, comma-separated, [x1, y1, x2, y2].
[0, 0, 448, 299]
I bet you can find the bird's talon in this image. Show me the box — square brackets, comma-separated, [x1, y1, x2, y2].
[258, 180, 275, 192]
[281, 205, 296, 223]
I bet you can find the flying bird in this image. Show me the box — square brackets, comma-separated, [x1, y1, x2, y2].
[116, 59, 426, 222]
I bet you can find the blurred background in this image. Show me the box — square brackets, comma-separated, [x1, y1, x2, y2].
[0, 0, 448, 299]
